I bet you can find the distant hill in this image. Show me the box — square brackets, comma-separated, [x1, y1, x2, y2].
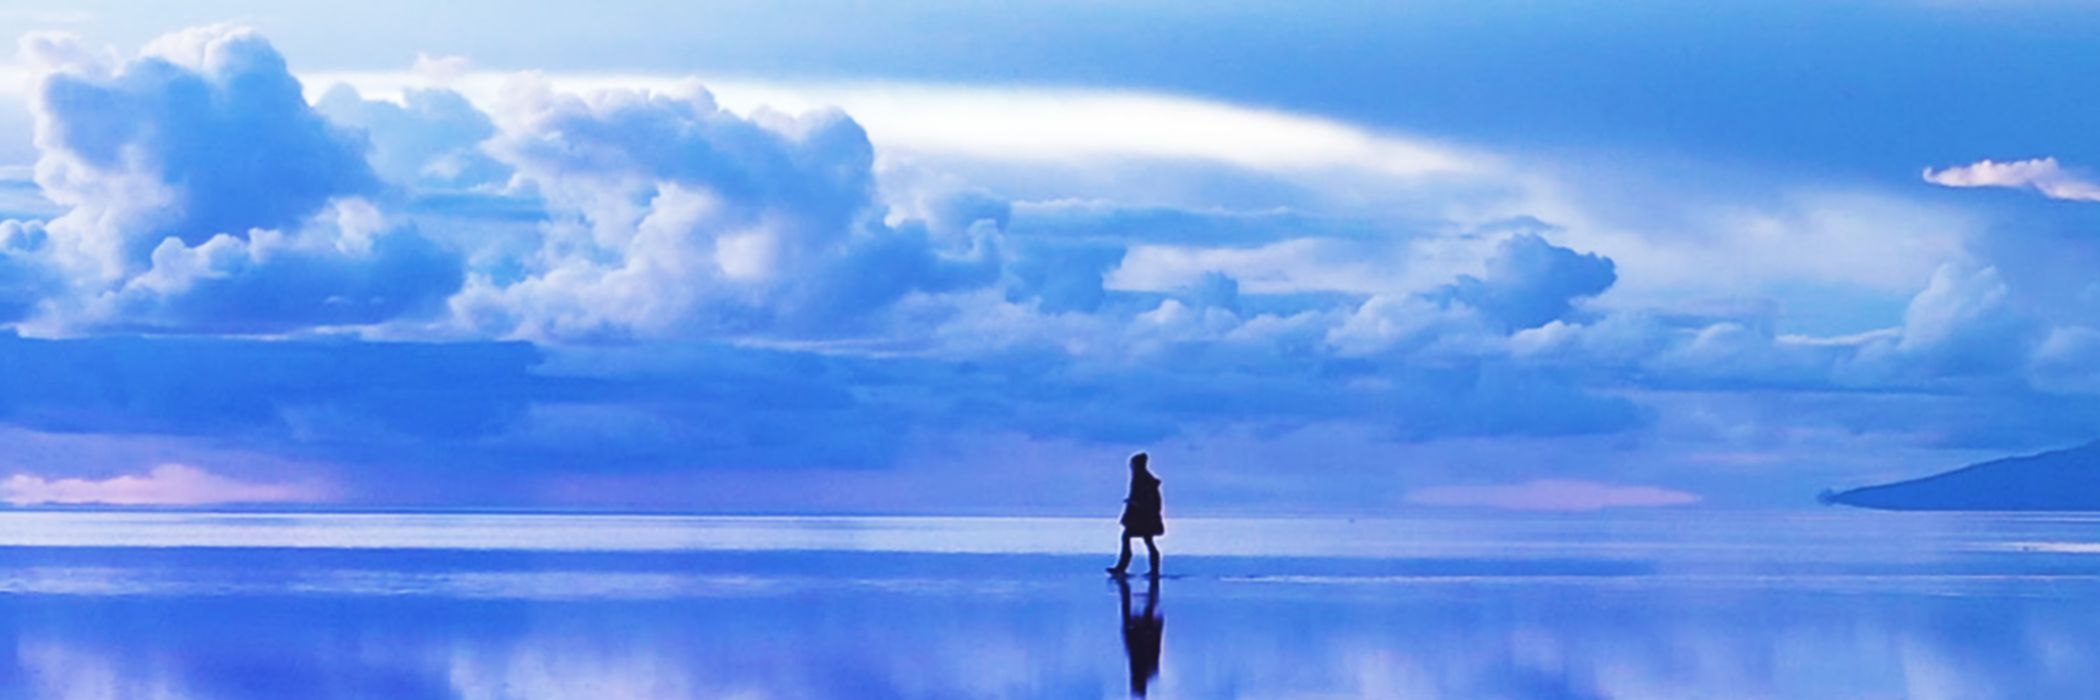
[1825, 441, 2100, 511]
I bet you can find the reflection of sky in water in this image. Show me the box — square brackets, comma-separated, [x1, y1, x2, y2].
[1, 512, 2100, 697]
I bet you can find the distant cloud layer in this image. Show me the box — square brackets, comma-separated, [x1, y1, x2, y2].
[0, 25, 2095, 510]
[0, 464, 328, 506]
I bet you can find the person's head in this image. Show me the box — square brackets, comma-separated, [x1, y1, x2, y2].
[1129, 452, 1149, 473]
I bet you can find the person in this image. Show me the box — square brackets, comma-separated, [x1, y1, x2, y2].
[1107, 451, 1164, 577]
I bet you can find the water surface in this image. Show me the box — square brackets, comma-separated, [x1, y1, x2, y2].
[0, 511, 2095, 698]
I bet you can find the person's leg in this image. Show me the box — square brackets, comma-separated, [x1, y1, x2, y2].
[1143, 536, 1160, 575]
[1109, 536, 1134, 572]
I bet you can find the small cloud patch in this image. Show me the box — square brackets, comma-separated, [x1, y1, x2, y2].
[0, 464, 329, 506]
[1923, 157, 2100, 202]
[1405, 479, 1699, 512]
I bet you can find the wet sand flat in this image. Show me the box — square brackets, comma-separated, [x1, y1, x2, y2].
[0, 511, 2095, 698]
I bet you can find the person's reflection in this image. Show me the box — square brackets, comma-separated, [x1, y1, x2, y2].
[1116, 575, 1164, 697]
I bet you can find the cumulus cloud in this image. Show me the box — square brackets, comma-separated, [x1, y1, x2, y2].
[1896, 263, 2013, 349]
[1405, 479, 1699, 511]
[90, 203, 462, 333]
[449, 78, 998, 340]
[314, 84, 509, 189]
[1002, 240, 1123, 314]
[1323, 232, 1615, 355]
[1326, 294, 1488, 357]
[1850, 262, 2040, 378]
[0, 220, 53, 322]
[5, 24, 2095, 509]
[2029, 326, 2100, 395]
[27, 26, 378, 270]
[5, 26, 461, 333]
[1437, 232, 1615, 331]
[1923, 157, 2100, 202]
[0, 464, 328, 505]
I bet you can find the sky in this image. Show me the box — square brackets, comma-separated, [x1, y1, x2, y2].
[0, 1, 2097, 513]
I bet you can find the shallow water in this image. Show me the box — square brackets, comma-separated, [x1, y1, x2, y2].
[0, 510, 2097, 698]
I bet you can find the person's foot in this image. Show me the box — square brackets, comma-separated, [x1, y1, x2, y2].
[1145, 570, 1161, 579]
[1106, 566, 1127, 575]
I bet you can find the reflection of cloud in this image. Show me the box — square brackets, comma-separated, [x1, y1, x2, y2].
[1405, 479, 1699, 511]
[0, 464, 329, 505]
[17, 639, 186, 700]
[446, 636, 716, 700]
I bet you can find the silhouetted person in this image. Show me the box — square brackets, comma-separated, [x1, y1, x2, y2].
[1116, 574, 1163, 697]
[1107, 452, 1164, 576]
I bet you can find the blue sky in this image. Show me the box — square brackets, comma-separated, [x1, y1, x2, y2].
[0, 1, 2095, 512]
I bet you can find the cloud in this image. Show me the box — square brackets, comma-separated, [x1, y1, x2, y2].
[450, 77, 998, 340]
[1325, 293, 1488, 357]
[27, 26, 379, 269]
[0, 333, 545, 441]
[1894, 263, 2018, 351]
[4, 26, 463, 333]
[1843, 261, 2041, 380]
[91, 205, 462, 334]
[1405, 479, 1699, 511]
[1437, 232, 1616, 330]
[1322, 232, 1616, 355]
[312, 73, 1488, 179]
[412, 52, 470, 86]
[1111, 237, 1413, 297]
[1923, 157, 2100, 202]
[0, 220, 54, 322]
[2029, 325, 2100, 394]
[999, 237, 1123, 314]
[314, 84, 509, 189]
[1495, 259, 2055, 394]
[3, 25, 2097, 510]
[0, 464, 328, 505]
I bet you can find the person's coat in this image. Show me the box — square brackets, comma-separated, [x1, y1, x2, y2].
[1120, 472, 1165, 537]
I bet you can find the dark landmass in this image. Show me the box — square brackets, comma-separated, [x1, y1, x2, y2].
[1825, 440, 2100, 511]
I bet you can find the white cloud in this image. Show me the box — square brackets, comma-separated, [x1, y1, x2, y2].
[412, 52, 470, 86]
[1896, 262, 2012, 353]
[448, 75, 998, 341]
[299, 66, 1977, 326]
[7, 28, 463, 334]
[715, 82, 1485, 178]
[1326, 293, 1485, 357]
[1405, 479, 1700, 511]
[314, 84, 507, 188]
[1923, 157, 2100, 202]
[0, 464, 330, 506]
[305, 71, 1489, 180]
